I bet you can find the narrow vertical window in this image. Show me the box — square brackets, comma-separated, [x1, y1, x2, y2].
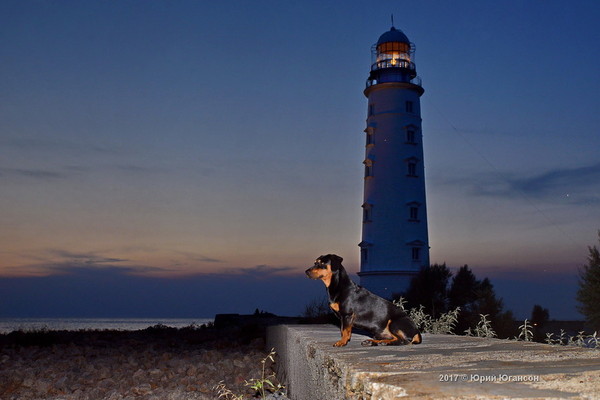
[407, 202, 421, 221]
[361, 248, 369, 264]
[359, 241, 372, 265]
[411, 247, 421, 261]
[368, 104, 375, 117]
[364, 159, 373, 178]
[407, 161, 417, 177]
[362, 203, 373, 223]
[409, 206, 418, 221]
[406, 129, 415, 144]
[405, 101, 413, 113]
[365, 127, 375, 147]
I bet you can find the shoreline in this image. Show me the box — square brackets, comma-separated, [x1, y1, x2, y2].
[0, 318, 214, 335]
[0, 324, 282, 400]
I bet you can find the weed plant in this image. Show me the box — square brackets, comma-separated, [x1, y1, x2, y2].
[517, 319, 533, 342]
[474, 314, 497, 338]
[394, 303, 598, 349]
[215, 348, 284, 400]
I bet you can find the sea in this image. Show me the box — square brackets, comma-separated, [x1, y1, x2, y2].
[0, 317, 213, 334]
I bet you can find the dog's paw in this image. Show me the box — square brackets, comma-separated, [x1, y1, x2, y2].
[333, 340, 348, 347]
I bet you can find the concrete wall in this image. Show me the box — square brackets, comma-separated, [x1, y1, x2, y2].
[267, 324, 600, 400]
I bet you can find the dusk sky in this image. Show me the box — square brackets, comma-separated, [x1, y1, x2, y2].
[1, 1, 599, 320]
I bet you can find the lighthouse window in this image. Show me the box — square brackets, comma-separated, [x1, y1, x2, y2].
[363, 208, 371, 222]
[406, 129, 415, 144]
[368, 104, 375, 116]
[407, 161, 417, 177]
[362, 203, 373, 223]
[411, 247, 421, 261]
[378, 42, 410, 53]
[361, 248, 369, 264]
[405, 101, 414, 113]
[365, 127, 375, 146]
[364, 159, 374, 178]
[409, 206, 419, 221]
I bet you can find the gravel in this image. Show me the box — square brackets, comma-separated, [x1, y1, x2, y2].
[0, 325, 286, 400]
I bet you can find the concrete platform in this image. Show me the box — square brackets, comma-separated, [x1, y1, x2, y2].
[267, 324, 600, 400]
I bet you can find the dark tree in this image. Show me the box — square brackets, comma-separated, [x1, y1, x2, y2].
[471, 278, 515, 338]
[494, 309, 516, 339]
[402, 263, 515, 337]
[448, 265, 479, 308]
[531, 304, 549, 328]
[404, 263, 452, 318]
[576, 231, 600, 331]
[472, 278, 503, 317]
[448, 265, 480, 334]
[530, 304, 550, 342]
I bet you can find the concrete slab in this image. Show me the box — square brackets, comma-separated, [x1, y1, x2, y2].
[267, 324, 600, 400]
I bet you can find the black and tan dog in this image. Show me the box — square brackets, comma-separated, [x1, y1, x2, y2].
[306, 254, 422, 347]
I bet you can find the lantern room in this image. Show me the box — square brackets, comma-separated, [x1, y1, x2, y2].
[367, 26, 418, 87]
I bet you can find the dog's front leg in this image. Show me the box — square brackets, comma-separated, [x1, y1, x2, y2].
[334, 313, 354, 347]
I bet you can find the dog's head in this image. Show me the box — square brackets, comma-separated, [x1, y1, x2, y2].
[305, 254, 343, 287]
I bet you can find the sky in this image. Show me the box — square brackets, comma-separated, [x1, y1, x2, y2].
[1, 1, 599, 321]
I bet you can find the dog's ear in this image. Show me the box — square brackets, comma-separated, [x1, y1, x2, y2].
[331, 254, 343, 263]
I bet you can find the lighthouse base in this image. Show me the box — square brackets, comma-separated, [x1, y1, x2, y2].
[358, 270, 417, 300]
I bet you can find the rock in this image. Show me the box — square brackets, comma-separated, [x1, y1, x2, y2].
[132, 383, 153, 395]
[99, 378, 117, 390]
[54, 375, 68, 391]
[0, 327, 282, 400]
[233, 359, 246, 368]
[186, 365, 197, 376]
[105, 391, 123, 400]
[22, 377, 34, 388]
[33, 379, 51, 393]
[132, 368, 145, 380]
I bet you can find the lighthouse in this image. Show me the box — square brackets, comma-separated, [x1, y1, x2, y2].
[358, 26, 429, 299]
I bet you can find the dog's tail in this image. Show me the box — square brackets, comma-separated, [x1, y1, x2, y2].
[411, 332, 422, 344]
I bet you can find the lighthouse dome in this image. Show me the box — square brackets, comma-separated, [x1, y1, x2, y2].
[377, 27, 410, 45]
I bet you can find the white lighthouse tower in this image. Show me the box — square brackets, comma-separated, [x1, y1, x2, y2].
[358, 25, 429, 299]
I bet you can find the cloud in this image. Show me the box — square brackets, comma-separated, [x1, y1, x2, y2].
[51, 264, 171, 277]
[0, 161, 166, 186]
[114, 164, 161, 174]
[0, 167, 67, 180]
[44, 249, 129, 265]
[1, 135, 164, 183]
[0, 136, 63, 151]
[4, 247, 229, 279]
[1, 249, 146, 277]
[180, 253, 222, 264]
[468, 162, 600, 204]
[0, 261, 168, 279]
[168, 264, 299, 279]
[236, 264, 297, 276]
[0, 135, 123, 156]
